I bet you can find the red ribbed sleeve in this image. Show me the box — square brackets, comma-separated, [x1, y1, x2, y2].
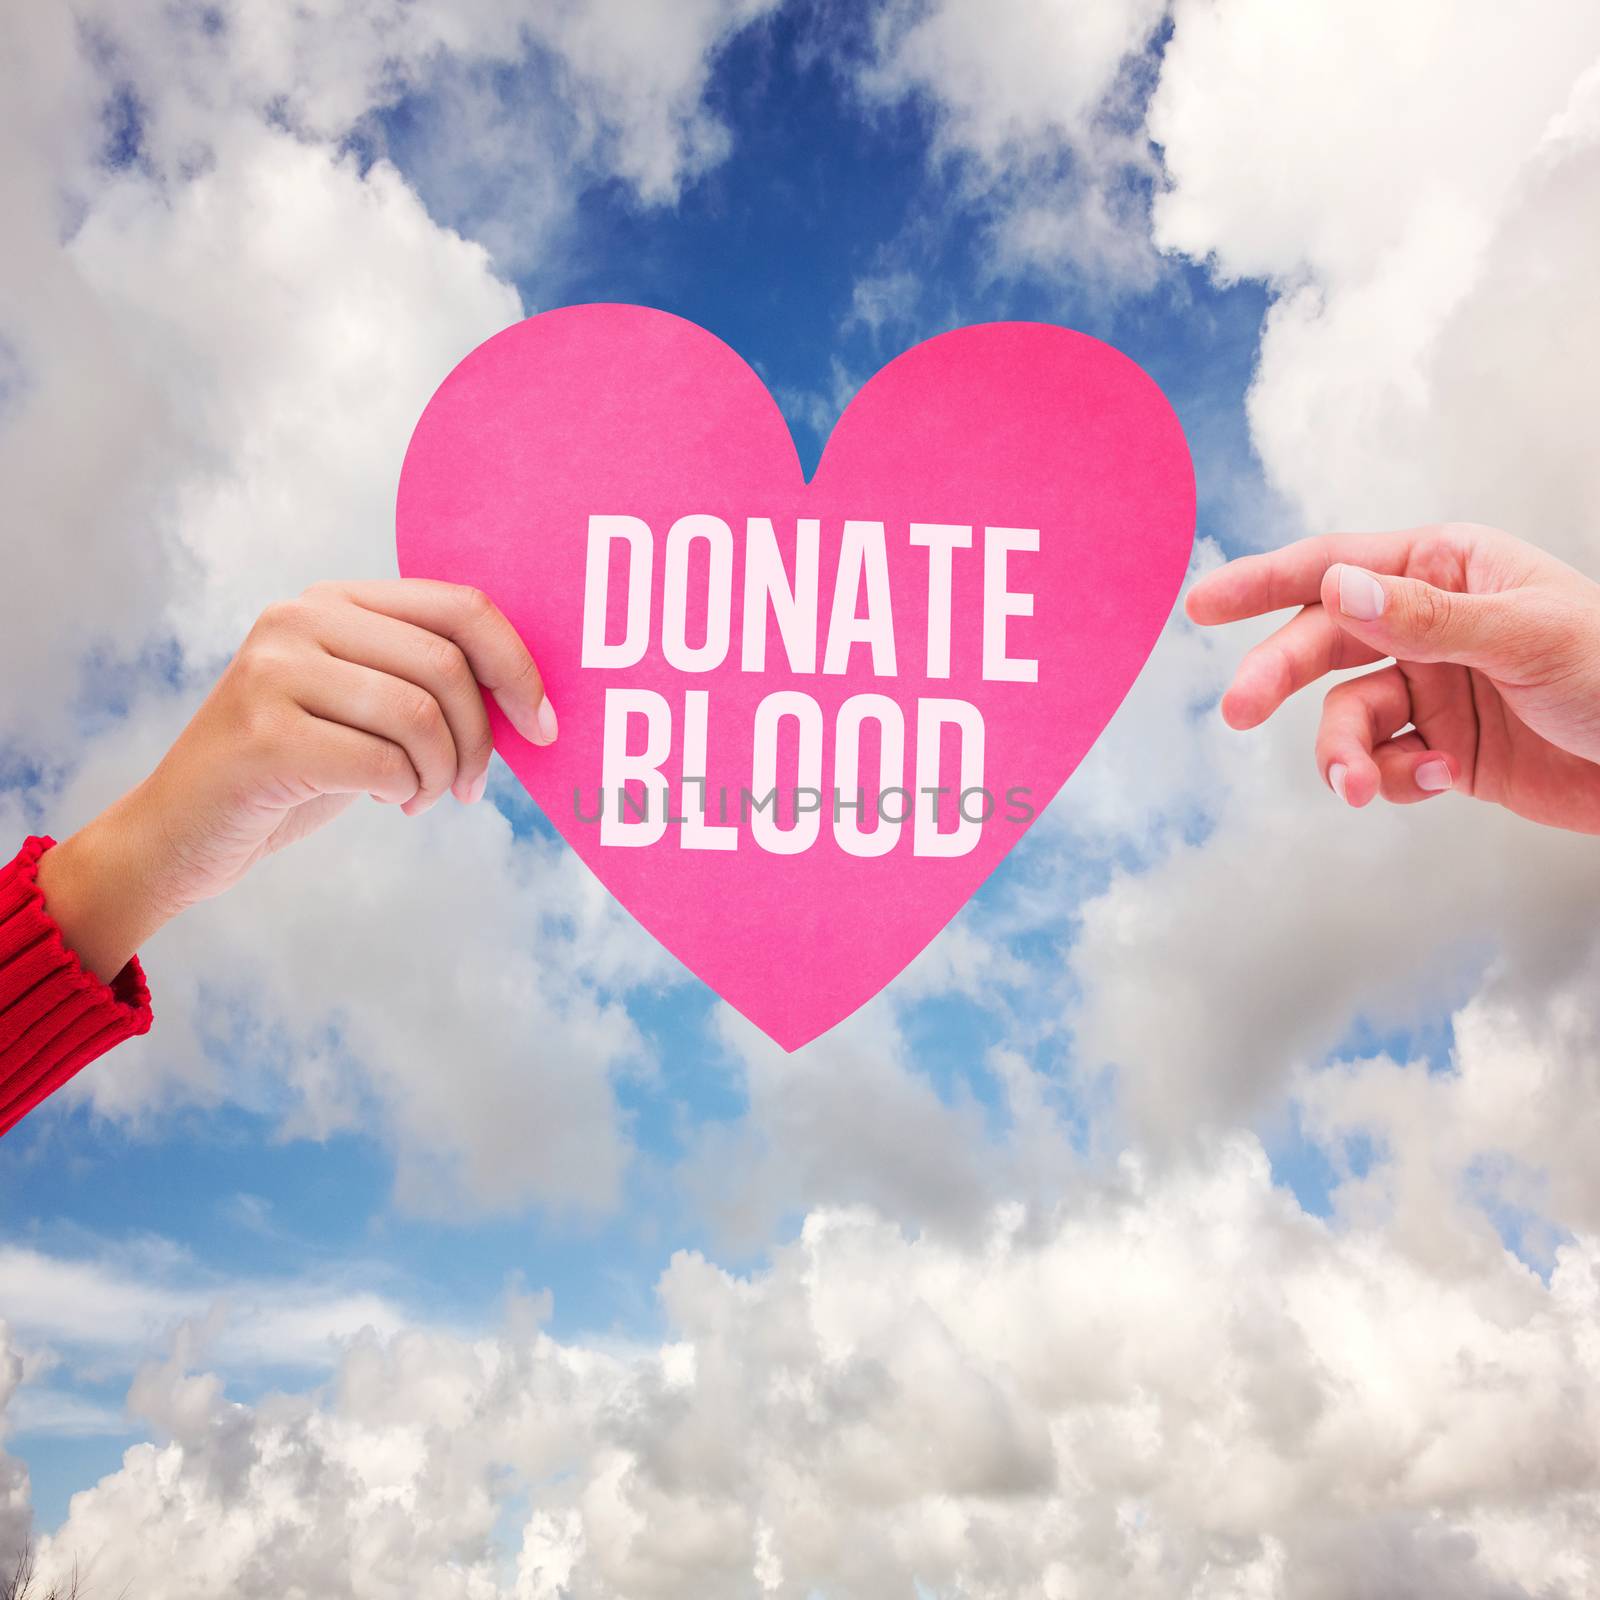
[0, 837, 152, 1136]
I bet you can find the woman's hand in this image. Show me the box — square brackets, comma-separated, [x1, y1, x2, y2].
[1186, 522, 1600, 834]
[37, 581, 555, 980]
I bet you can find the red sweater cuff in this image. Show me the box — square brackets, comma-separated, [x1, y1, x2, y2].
[0, 836, 153, 1136]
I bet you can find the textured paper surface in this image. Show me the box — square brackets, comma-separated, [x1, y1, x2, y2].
[397, 305, 1194, 1049]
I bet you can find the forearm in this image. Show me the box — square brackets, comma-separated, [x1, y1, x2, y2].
[0, 836, 154, 1136]
[34, 780, 181, 983]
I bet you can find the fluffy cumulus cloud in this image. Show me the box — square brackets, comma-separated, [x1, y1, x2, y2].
[861, 0, 1169, 283]
[1066, 4, 1600, 1126]
[3, 0, 784, 742]
[6, 1139, 1600, 1596]
[0, 1333, 27, 1560]
[0, 0, 773, 1210]
[1149, 0, 1600, 554]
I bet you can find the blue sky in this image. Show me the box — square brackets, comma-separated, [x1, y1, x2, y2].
[7, 3, 1600, 1591]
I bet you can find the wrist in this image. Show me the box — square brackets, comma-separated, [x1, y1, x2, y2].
[36, 781, 183, 983]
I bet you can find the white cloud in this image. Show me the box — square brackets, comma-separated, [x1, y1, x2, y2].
[3, 0, 780, 740]
[860, 0, 1168, 284]
[518, 0, 778, 204]
[0, 1331, 29, 1557]
[73, 121, 520, 662]
[1294, 948, 1600, 1271]
[1055, 3, 1600, 1142]
[0, 1241, 411, 1380]
[1064, 695, 1600, 1143]
[687, 999, 1018, 1252]
[866, 0, 1164, 160]
[6, 1140, 1600, 1596]
[1149, 0, 1600, 555]
[383, 0, 783, 272]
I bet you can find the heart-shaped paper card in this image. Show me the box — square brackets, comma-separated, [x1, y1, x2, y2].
[397, 306, 1194, 1050]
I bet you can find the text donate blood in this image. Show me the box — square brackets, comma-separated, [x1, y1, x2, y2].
[581, 514, 1041, 857]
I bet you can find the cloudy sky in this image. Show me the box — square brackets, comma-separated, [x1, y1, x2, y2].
[3, 1, 1600, 1594]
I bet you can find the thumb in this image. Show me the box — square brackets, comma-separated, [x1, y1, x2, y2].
[1322, 563, 1522, 670]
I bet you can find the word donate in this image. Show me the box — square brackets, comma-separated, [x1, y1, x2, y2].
[397, 305, 1194, 1049]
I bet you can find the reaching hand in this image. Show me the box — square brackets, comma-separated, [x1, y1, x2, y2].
[1185, 522, 1600, 835]
[37, 581, 554, 980]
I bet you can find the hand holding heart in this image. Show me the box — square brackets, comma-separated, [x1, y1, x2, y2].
[1189, 520, 1600, 834]
[37, 579, 552, 983]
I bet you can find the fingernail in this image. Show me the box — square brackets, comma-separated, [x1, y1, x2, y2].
[1337, 565, 1386, 622]
[465, 771, 487, 804]
[1416, 758, 1452, 792]
[1328, 762, 1348, 802]
[534, 697, 559, 746]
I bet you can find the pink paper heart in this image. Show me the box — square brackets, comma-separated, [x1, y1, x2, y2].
[397, 306, 1193, 1050]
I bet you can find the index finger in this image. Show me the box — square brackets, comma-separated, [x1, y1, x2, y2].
[308, 579, 555, 746]
[1186, 531, 1422, 626]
